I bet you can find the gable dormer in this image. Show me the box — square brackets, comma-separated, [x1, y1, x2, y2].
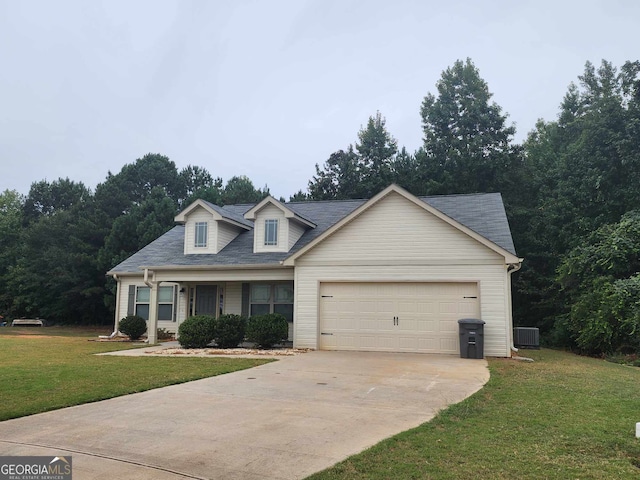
[244, 196, 316, 253]
[175, 199, 252, 254]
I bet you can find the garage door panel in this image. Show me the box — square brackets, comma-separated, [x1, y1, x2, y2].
[414, 318, 436, 333]
[438, 301, 460, 314]
[440, 338, 458, 353]
[319, 282, 480, 354]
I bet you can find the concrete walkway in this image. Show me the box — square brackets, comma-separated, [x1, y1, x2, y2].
[0, 350, 489, 480]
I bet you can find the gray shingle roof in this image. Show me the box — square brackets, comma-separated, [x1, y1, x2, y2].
[420, 193, 517, 256]
[201, 200, 253, 228]
[109, 192, 517, 274]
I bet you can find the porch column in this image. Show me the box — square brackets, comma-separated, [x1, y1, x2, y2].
[147, 282, 158, 343]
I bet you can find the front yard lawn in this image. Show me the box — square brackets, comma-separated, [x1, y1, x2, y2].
[0, 326, 272, 421]
[309, 349, 640, 480]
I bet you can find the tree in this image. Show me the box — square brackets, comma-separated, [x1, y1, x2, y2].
[0, 190, 23, 316]
[548, 60, 640, 250]
[11, 204, 110, 324]
[22, 178, 91, 225]
[178, 165, 223, 207]
[94, 153, 182, 220]
[289, 190, 310, 202]
[516, 60, 640, 336]
[308, 112, 401, 199]
[221, 176, 269, 205]
[94, 154, 184, 271]
[355, 111, 398, 195]
[308, 147, 360, 200]
[510, 120, 567, 331]
[390, 147, 416, 192]
[116, 153, 182, 206]
[556, 211, 640, 354]
[99, 187, 178, 272]
[418, 58, 519, 195]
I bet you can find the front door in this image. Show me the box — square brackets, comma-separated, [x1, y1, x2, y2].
[195, 285, 217, 316]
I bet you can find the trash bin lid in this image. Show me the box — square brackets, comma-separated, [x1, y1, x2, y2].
[457, 318, 485, 325]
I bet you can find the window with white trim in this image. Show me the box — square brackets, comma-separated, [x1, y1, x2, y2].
[249, 283, 293, 322]
[135, 285, 176, 321]
[264, 219, 278, 246]
[135, 286, 150, 320]
[195, 222, 208, 248]
[158, 286, 176, 321]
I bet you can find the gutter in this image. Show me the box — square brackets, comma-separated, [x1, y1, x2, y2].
[137, 263, 290, 272]
[507, 260, 524, 354]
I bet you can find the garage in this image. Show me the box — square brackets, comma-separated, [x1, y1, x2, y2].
[319, 282, 480, 353]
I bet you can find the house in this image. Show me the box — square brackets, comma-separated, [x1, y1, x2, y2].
[107, 184, 522, 356]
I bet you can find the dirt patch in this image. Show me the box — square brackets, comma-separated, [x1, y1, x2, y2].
[148, 347, 310, 356]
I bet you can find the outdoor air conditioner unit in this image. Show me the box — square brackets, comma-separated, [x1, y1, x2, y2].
[513, 327, 540, 349]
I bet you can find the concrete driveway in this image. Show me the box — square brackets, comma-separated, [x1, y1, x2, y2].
[0, 351, 488, 479]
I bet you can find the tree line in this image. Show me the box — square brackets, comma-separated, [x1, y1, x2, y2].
[0, 164, 270, 325]
[1, 58, 639, 356]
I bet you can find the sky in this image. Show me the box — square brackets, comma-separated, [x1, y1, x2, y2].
[1, 0, 639, 200]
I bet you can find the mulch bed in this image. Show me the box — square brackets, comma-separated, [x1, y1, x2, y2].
[147, 347, 309, 356]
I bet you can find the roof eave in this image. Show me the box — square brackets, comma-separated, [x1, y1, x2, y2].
[244, 196, 316, 228]
[137, 263, 290, 271]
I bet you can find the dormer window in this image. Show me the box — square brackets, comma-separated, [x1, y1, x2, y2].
[195, 222, 208, 248]
[264, 219, 278, 246]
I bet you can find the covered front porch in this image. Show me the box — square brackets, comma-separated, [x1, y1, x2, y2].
[114, 266, 295, 343]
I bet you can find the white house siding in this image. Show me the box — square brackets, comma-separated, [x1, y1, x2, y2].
[297, 191, 502, 264]
[292, 192, 511, 357]
[288, 221, 306, 250]
[115, 276, 183, 334]
[115, 276, 139, 325]
[253, 204, 287, 253]
[217, 222, 242, 253]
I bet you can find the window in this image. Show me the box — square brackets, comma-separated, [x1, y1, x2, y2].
[195, 222, 208, 248]
[158, 286, 176, 321]
[249, 283, 293, 322]
[135, 286, 150, 320]
[135, 285, 175, 321]
[264, 219, 278, 246]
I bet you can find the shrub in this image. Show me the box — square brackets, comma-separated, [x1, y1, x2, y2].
[178, 315, 216, 348]
[213, 314, 246, 348]
[245, 313, 288, 349]
[157, 328, 174, 341]
[119, 315, 147, 341]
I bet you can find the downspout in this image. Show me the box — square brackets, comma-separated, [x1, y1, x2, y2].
[143, 268, 152, 287]
[507, 262, 523, 355]
[99, 274, 120, 339]
[143, 268, 158, 344]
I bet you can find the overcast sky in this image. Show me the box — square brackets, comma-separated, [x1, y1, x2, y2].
[1, 0, 639, 200]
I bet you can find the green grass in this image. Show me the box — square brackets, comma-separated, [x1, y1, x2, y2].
[309, 349, 640, 480]
[0, 326, 272, 421]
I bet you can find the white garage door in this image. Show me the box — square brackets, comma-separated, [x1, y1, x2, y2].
[319, 282, 480, 354]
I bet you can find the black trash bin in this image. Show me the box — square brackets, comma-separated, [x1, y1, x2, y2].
[457, 318, 486, 359]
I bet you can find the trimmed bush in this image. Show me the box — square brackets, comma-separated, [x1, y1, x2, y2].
[157, 328, 174, 341]
[246, 313, 288, 349]
[118, 315, 147, 341]
[213, 314, 246, 348]
[178, 315, 216, 348]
